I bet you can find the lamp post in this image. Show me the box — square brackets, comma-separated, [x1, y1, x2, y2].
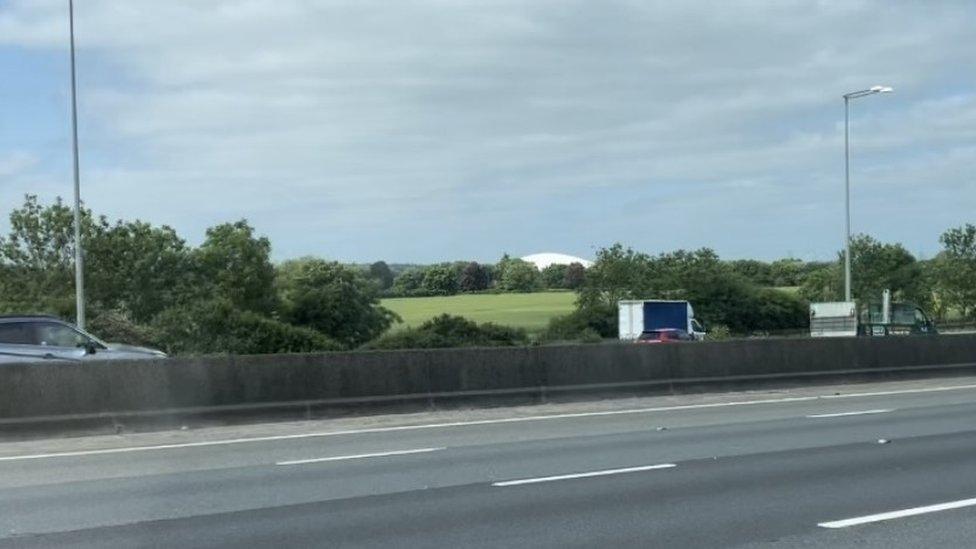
[68, 0, 85, 330]
[842, 85, 892, 302]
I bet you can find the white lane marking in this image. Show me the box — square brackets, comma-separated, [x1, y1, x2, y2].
[493, 463, 676, 487]
[806, 409, 892, 418]
[818, 497, 976, 528]
[275, 447, 444, 466]
[4, 382, 976, 462]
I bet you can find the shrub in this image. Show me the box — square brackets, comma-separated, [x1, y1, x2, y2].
[706, 324, 732, 341]
[86, 309, 160, 348]
[278, 258, 399, 347]
[539, 303, 616, 342]
[152, 299, 342, 355]
[366, 314, 528, 349]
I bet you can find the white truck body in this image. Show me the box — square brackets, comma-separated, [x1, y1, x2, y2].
[618, 300, 705, 341]
[809, 301, 857, 337]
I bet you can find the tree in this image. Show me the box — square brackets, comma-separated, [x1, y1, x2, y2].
[798, 265, 843, 303]
[933, 224, 976, 319]
[577, 244, 658, 309]
[497, 258, 541, 292]
[540, 264, 569, 289]
[797, 235, 926, 306]
[368, 261, 395, 290]
[421, 263, 460, 295]
[85, 220, 193, 322]
[848, 235, 925, 305]
[277, 258, 399, 347]
[769, 258, 804, 287]
[194, 220, 278, 315]
[563, 262, 586, 289]
[459, 261, 489, 292]
[391, 267, 427, 296]
[0, 195, 100, 317]
[729, 259, 773, 287]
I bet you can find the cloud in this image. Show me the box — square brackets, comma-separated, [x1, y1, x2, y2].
[0, 0, 973, 261]
[0, 151, 38, 178]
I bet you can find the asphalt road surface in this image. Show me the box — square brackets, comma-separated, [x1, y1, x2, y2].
[4, 376, 976, 548]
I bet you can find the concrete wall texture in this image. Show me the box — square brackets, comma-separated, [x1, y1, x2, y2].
[2, 335, 975, 421]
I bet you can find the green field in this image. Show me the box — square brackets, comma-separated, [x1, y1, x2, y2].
[381, 292, 577, 332]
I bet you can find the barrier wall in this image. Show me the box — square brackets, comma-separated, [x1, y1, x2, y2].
[2, 335, 975, 424]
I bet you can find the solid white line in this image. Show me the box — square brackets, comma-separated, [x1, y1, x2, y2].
[493, 463, 676, 487]
[4, 382, 976, 462]
[818, 497, 976, 528]
[275, 447, 444, 466]
[806, 409, 892, 418]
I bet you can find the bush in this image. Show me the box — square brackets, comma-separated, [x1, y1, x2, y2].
[539, 303, 615, 342]
[751, 288, 809, 331]
[152, 299, 342, 355]
[366, 314, 528, 350]
[86, 309, 160, 348]
[706, 324, 732, 341]
[278, 258, 399, 347]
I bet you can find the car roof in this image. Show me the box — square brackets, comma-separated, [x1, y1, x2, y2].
[0, 314, 64, 322]
[642, 328, 682, 332]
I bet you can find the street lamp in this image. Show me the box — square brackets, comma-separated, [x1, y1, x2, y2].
[68, 0, 86, 330]
[842, 85, 892, 302]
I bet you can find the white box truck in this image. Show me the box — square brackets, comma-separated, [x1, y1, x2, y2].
[618, 300, 706, 341]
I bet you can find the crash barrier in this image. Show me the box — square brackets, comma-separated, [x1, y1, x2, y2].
[2, 334, 976, 432]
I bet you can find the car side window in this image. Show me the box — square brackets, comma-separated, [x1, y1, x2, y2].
[0, 323, 34, 345]
[34, 322, 90, 348]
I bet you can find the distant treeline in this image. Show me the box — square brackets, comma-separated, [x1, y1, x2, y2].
[1, 195, 973, 353]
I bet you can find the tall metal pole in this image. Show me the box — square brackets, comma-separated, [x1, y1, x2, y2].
[69, 0, 86, 330]
[843, 96, 852, 302]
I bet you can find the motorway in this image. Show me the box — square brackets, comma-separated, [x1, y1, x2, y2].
[3, 377, 976, 547]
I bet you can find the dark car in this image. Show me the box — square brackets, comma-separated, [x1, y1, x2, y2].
[0, 315, 166, 363]
[635, 328, 694, 344]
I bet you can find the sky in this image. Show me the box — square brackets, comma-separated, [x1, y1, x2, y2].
[0, 0, 973, 264]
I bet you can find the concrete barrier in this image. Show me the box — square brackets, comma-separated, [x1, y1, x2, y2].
[2, 334, 976, 436]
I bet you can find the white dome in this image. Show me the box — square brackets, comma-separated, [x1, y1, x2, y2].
[520, 252, 593, 270]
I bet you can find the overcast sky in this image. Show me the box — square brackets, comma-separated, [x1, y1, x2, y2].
[1, 1, 973, 263]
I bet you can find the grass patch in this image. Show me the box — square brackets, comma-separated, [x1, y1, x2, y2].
[381, 292, 577, 333]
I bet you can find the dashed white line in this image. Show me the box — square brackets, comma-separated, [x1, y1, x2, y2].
[3, 382, 976, 462]
[818, 497, 976, 528]
[806, 409, 892, 418]
[276, 447, 444, 466]
[492, 463, 676, 487]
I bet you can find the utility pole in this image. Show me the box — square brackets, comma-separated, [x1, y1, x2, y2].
[69, 0, 85, 329]
[842, 85, 892, 302]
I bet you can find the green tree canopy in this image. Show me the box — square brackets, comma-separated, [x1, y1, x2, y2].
[497, 258, 541, 292]
[459, 261, 489, 292]
[563, 262, 586, 289]
[278, 258, 399, 347]
[933, 224, 976, 318]
[391, 267, 427, 296]
[540, 264, 569, 289]
[421, 263, 460, 295]
[195, 220, 279, 315]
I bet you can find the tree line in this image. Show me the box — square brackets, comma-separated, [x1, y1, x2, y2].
[1, 196, 973, 353]
[367, 256, 586, 297]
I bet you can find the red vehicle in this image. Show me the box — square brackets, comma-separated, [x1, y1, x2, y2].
[635, 328, 694, 344]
